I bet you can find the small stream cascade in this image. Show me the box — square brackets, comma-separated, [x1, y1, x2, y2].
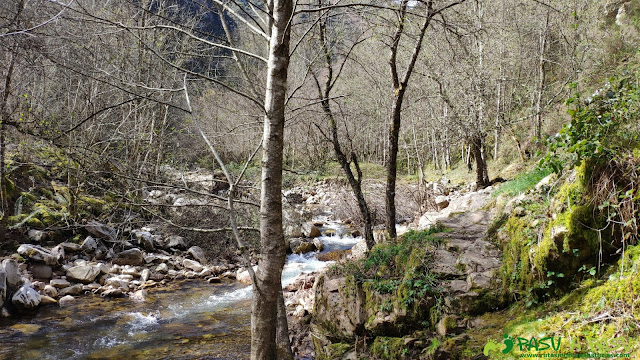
[0, 215, 360, 359]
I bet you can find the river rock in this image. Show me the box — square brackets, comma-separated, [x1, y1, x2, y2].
[59, 242, 81, 253]
[104, 277, 130, 290]
[140, 269, 150, 282]
[85, 220, 117, 242]
[43, 285, 58, 298]
[50, 279, 71, 289]
[187, 246, 207, 264]
[0, 270, 5, 308]
[121, 266, 140, 277]
[101, 287, 124, 298]
[59, 284, 83, 296]
[40, 295, 57, 305]
[28, 229, 47, 243]
[113, 248, 144, 266]
[237, 266, 257, 285]
[66, 265, 100, 284]
[17, 244, 60, 266]
[31, 265, 53, 280]
[133, 230, 155, 251]
[96, 263, 110, 274]
[435, 195, 450, 210]
[313, 238, 324, 252]
[2, 259, 22, 289]
[130, 290, 147, 303]
[155, 263, 168, 273]
[164, 235, 186, 250]
[302, 223, 321, 238]
[183, 259, 203, 272]
[59, 295, 75, 307]
[12, 285, 41, 310]
[207, 276, 221, 284]
[81, 236, 99, 253]
[290, 238, 316, 255]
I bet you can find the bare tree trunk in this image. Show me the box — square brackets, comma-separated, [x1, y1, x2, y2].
[252, 0, 293, 358]
[0, 52, 15, 244]
[535, 9, 550, 141]
[471, 135, 489, 189]
[386, 0, 436, 240]
[312, 3, 375, 249]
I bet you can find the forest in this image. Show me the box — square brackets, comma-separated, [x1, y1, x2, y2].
[1, 0, 639, 359]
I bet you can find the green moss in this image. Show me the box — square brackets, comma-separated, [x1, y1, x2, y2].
[371, 337, 405, 360]
[317, 343, 352, 360]
[78, 195, 108, 214]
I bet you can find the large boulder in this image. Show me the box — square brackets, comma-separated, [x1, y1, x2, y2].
[133, 230, 155, 251]
[112, 248, 144, 266]
[80, 236, 99, 253]
[59, 295, 75, 307]
[66, 265, 100, 284]
[59, 242, 81, 253]
[85, 220, 117, 242]
[312, 275, 367, 342]
[59, 284, 83, 297]
[49, 279, 71, 289]
[302, 223, 322, 238]
[164, 235, 186, 250]
[187, 246, 207, 264]
[12, 284, 41, 310]
[31, 265, 53, 280]
[27, 229, 47, 243]
[183, 259, 203, 272]
[0, 269, 5, 308]
[290, 238, 318, 254]
[1, 259, 22, 289]
[17, 244, 61, 266]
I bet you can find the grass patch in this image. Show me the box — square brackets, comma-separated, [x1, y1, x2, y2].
[493, 167, 553, 197]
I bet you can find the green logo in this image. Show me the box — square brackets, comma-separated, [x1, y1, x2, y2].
[483, 334, 515, 356]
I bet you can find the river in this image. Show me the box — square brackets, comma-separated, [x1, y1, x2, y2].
[0, 217, 359, 360]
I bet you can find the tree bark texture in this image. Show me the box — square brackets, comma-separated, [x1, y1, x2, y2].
[251, 0, 293, 359]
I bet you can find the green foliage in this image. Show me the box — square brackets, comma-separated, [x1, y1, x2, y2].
[542, 73, 640, 173]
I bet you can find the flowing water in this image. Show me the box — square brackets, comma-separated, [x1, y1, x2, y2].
[0, 216, 359, 360]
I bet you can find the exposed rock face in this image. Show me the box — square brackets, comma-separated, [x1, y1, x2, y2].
[66, 265, 101, 284]
[312, 206, 503, 357]
[12, 285, 41, 310]
[17, 244, 61, 266]
[187, 246, 207, 264]
[312, 276, 367, 342]
[112, 248, 144, 266]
